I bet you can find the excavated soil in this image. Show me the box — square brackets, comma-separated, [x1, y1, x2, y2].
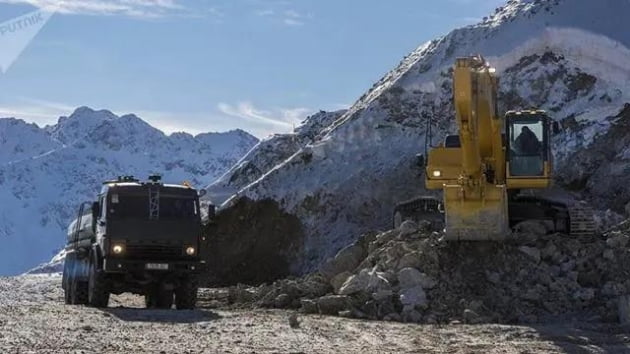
[201, 197, 304, 286]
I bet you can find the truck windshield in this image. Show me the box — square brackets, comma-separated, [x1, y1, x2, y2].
[109, 194, 198, 219]
[160, 196, 197, 218]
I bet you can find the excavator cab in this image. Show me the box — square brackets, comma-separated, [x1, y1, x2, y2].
[505, 111, 553, 190]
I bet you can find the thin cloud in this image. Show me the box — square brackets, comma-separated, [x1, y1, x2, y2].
[0, 0, 189, 18]
[283, 18, 303, 26]
[255, 9, 274, 17]
[123, 109, 223, 136]
[0, 98, 75, 126]
[284, 9, 301, 18]
[253, 5, 311, 27]
[459, 16, 482, 25]
[282, 9, 306, 26]
[218, 101, 310, 129]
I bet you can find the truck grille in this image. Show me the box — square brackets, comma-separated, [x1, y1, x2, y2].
[126, 244, 182, 259]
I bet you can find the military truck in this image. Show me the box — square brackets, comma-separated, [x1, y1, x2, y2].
[62, 175, 213, 309]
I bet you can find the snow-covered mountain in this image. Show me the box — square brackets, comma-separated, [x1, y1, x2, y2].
[206, 110, 347, 204]
[0, 107, 258, 275]
[211, 0, 630, 273]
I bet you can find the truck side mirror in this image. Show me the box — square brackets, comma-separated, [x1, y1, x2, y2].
[208, 204, 216, 219]
[91, 202, 100, 219]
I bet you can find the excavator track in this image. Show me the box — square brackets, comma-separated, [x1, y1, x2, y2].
[567, 203, 597, 241]
[393, 196, 444, 230]
[509, 195, 597, 241]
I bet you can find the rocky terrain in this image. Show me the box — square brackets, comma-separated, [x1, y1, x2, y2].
[2, 275, 629, 353]
[215, 220, 630, 328]
[0, 107, 258, 275]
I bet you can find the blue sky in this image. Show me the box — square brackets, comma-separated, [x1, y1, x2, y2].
[0, 0, 505, 138]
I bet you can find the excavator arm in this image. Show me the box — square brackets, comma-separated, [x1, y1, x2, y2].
[426, 56, 509, 240]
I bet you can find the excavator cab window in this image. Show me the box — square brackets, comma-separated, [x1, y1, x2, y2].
[507, 114, 548, 177]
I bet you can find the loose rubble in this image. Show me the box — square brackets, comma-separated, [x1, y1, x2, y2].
[220, 219, 630, 325]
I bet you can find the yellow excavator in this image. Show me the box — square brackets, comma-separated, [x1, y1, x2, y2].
[394, 55, 595, 240]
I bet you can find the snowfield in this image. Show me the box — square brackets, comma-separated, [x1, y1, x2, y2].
[0, 275, 628, 353]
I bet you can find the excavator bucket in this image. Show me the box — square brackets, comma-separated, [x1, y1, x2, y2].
[442, 184, 510, 241]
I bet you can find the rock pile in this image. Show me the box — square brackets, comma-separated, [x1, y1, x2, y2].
[222, 220, 630, 324]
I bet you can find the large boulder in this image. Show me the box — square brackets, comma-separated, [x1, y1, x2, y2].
[317, 295, 352, 315]
[399, 285, 427, 310]
[519, 246, 542, 264]
[319, 244, 366, 280]
[331, 271, 353, 294]
[514, 220, 549, 236]
[300, 299, 319, 314]
[606, 233, 629, 249]
[399, 220, 419, 236]
[396, 251, 423, 270]
[339, 268, 391, 296]
[397, 267, 436, 290]
[618, 295, 630, 324]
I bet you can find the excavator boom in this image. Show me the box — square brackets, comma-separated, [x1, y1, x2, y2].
[430, 56, 509, 240]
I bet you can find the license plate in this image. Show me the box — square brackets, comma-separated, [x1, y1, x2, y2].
[146, 263, 169, 270]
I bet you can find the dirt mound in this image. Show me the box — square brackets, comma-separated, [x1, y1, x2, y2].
[218, 220, 630, 324]
[201, 197, 304, 286]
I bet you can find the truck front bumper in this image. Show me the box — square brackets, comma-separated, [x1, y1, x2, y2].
[103, 258, 205, 274]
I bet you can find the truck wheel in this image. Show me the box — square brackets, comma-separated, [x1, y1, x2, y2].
[87, 258, 110, 308]
[145, 289, 173, 309]
[175, 278, 198, 310]
[62, 257, 74, 304]
[70, 259, 88, 305]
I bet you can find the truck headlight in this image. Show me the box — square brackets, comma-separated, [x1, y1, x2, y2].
[112, 244, 125, 254]
[185, 246, 196, 256]
[432, 170, 442, 177]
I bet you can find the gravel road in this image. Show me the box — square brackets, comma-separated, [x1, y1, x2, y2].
[0, 275, 629, 353]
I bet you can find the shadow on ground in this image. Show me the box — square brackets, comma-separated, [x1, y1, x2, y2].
[526, 323, 630, 353]
[101, 307, 222, 323]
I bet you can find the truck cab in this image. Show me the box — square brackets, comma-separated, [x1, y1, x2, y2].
[62, 175, 212, 309]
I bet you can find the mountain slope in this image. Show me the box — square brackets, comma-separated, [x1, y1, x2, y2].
[206, 110, 347, 204]
[0, 107, 258, 275]
[218, 0, 630, 272]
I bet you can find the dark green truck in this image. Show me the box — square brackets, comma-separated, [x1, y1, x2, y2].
[62, 175, 213, 309]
